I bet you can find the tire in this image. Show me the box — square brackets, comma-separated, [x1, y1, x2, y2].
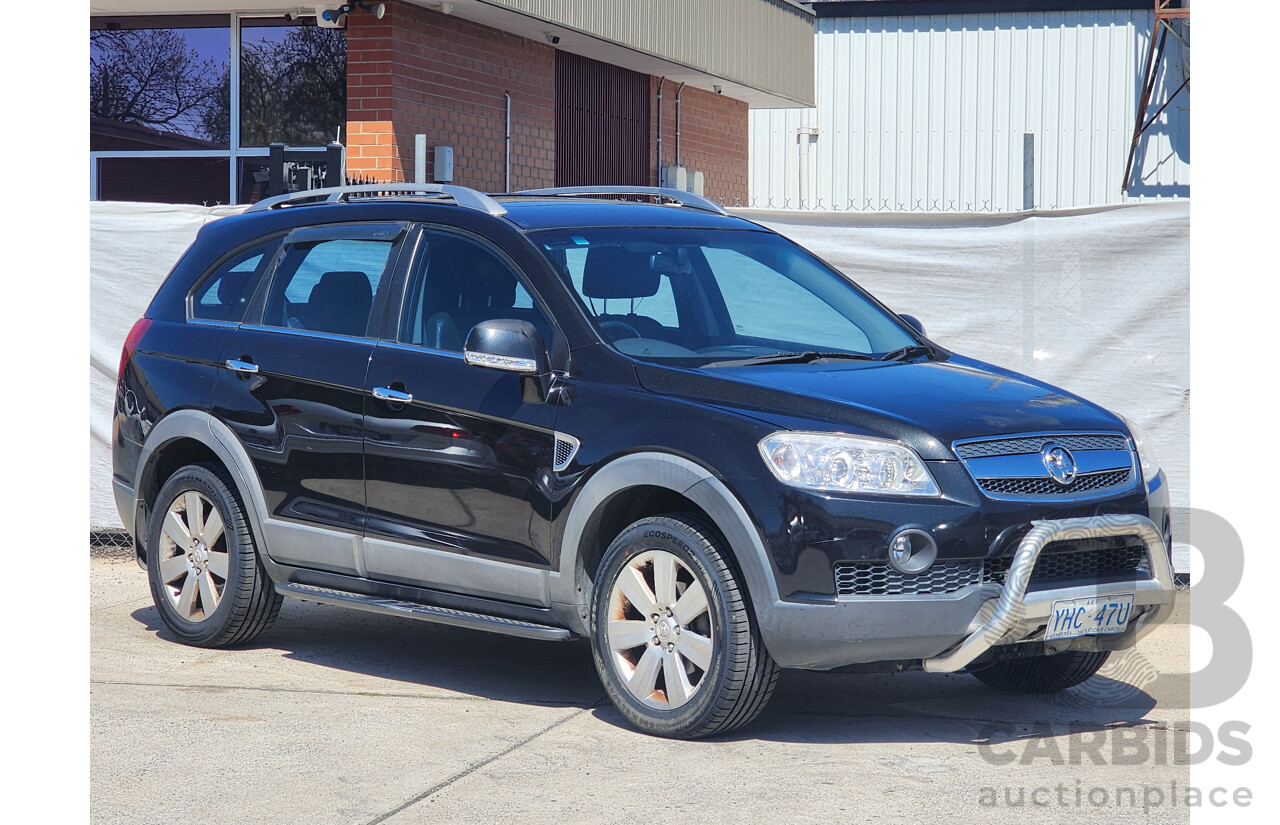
[590, 513, 779, 738]
[146, 463, 282, 648]
[970, 650, 1111, 694]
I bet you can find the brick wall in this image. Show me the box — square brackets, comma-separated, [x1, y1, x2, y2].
[649, 79, 750, 206]
[345, 1, 555, 190]
[344, 2, 749, 201]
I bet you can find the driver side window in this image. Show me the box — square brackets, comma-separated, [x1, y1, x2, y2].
[401, 232, 553, 353]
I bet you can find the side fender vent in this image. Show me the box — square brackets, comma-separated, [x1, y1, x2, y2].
[553, 433, 581, 472]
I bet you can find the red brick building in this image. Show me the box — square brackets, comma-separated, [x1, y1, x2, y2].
[90, 1, 814, 206]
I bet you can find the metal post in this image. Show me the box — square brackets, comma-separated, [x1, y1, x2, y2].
[268, 143, 285, 197]
[504, 93, 511, 192]
[414, 134, 427, 184]
[324, 142, 344, 188]
[1022, 133, 1035, 211]
[1123, 1, 1189, 193]
[675, 82, 686, 169]
[229, 13, 242, 204]
[797, 128, 808, 210]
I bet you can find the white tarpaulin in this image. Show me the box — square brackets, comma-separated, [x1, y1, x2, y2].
[90, 202, 245, 529]
[89, 200, 1189, 568]
[749, 202, 1191, 571]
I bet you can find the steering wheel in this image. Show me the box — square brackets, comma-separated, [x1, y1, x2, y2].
[599, 319, 641, 341]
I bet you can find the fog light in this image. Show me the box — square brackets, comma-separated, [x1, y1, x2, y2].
[890, 535, 912, 566]
[886, 528, 937, 574]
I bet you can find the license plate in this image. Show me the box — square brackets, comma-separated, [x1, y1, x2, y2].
[1044, 594, 1134, 641]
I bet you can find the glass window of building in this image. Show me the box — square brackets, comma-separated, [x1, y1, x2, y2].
[90, 14, 346, 206]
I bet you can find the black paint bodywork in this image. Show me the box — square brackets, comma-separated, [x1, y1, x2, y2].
[113, 197, 1171, 659]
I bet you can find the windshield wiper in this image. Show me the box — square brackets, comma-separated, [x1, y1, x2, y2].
[878, 344, 935, 362]
[705, 351, 875, 368]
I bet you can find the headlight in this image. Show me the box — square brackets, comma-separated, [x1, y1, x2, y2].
[758, 432, 940, 496]
[1119, 414, 1161, 483]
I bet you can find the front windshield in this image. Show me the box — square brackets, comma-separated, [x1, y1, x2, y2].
[532, 227, 919, 365]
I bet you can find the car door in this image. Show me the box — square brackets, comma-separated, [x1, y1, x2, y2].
[211, 222, 408, 575]
[361, 227, 560, 606]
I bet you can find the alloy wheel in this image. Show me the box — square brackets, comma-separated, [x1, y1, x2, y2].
[606, 549, 715, 709]
[156, 490, 229, 622]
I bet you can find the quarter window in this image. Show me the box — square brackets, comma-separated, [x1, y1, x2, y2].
[191, 240, 278, 322]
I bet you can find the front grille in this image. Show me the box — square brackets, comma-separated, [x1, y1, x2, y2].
[985, 542, 1150, 586]
[835, 541, 1150, 597]
[954, 432, 1135, 501]
[977, 469, 1132, 497]
[954, 434, 1129, 459]
[835, 560, 983, 596]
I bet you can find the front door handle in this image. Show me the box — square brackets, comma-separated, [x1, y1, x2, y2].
[372, 386, 413, 403]
[225, 359, 259, 374]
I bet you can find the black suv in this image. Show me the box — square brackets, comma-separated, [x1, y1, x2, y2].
[113, 184, 1175, 739]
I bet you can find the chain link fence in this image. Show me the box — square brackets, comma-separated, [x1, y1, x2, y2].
[90, 528, 134, 559]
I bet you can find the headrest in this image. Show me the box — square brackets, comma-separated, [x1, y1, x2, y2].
[216, 268, 254, 309]
[424, 242, 516, 310]
[308, 271, 373, 336]
[313, 270, 373, 304]
[582, 247, 660, 299]
[463, 256, 516, 309]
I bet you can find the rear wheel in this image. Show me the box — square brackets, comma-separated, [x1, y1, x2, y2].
[970, 650, 1111, 693]
[146, 463, 282, 647]
[590, 514, 779, 738]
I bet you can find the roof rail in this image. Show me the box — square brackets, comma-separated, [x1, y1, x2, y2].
[244, 183, 508, 217]
[517, 186, 730, 216]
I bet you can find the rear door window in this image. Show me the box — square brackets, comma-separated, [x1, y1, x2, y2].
[259, 226, 402, 338]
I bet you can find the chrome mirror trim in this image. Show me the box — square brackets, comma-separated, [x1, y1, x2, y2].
[464, 349, 538, 374]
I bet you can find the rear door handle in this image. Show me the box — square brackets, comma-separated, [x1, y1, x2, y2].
[225, 359, 259, 374]
[372, 386, 413, 403]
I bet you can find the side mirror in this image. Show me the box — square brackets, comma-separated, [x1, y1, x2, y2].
[463, 319, 553, 402]
[899, 314, 925, 336]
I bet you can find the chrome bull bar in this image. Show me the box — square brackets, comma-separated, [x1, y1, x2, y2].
[922, 514, 1175, 673]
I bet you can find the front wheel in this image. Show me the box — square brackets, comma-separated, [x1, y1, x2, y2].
[146, 463, 282, 648]
[970, 650, 1111, 693]
[590, 514, 779, 738]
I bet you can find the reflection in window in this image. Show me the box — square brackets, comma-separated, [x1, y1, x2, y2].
[90, 18, 230, 151]
[240, 19, 346, 148]
[91, 14, 347, 205]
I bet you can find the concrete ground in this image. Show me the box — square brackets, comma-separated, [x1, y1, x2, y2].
[91, 556, 1190, 824]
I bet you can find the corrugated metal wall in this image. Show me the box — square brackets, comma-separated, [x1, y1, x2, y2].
[749, 9, 1190, 211]
[555, 51, 650, 187]
[486, 0, 815, 106]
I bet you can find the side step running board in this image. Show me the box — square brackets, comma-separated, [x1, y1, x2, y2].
[276, 583, 573, 642]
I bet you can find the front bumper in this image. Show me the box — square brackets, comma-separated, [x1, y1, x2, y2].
[921, 513, 1174, 672]
[756, 513, 1174, 670]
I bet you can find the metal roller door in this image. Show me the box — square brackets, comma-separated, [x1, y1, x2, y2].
[555, 51, 649, 187]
